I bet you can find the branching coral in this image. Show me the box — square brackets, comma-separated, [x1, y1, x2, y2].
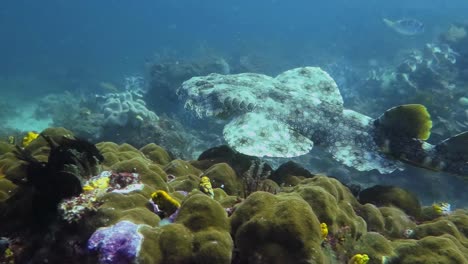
[241, 160, 275, 198]
[97, 90, 158, 128]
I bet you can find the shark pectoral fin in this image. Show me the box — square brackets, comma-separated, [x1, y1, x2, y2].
[223, 112, 313, 157]
[435, 131, 468, 176]
[275, 67, 344, 111]
[374, 104, 433, 140]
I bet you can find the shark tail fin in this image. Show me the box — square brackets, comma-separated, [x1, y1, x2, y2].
[435, 131, 468, 176]
[373, 104, 467, 176]
[374, 104, 432, 141]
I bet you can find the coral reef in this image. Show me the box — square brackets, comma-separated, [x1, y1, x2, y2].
[0, 127, 467, 263]
[34, 91, 104, 141]
[88, 220, 144, 264]
[97, 90, 158, 128]
[32, 82, 218, 159]
[358, 185, 422, 218]
[147, 58, 231, 114]
[358, 24, 468, 141]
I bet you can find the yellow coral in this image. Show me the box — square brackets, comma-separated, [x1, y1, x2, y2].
[348, 254, 370, 264]
[199, 176, 214, 198]
[320, 222, 328, 240]
[3, 247, 14, 264]
[83, 176, 110, 191]
[22, 131, 39, 147]
[151, 190, 180, 215]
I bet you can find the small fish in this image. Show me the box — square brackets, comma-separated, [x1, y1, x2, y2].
[432, 202, 451, 215]
[135, 115, 144, 122]
[383, 18, 424, 35]
[199, 176, 214, 198]
[99, 81, 120, 93]
[7, 136, 15, 145]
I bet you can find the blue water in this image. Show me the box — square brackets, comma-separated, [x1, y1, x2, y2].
[1, 0, 468, 206]
[1, 0, 467, 94]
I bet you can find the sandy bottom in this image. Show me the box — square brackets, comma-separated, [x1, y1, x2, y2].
[5, 101, 52, 132]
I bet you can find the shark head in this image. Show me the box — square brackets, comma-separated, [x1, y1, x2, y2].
[177, 73, 268, 119]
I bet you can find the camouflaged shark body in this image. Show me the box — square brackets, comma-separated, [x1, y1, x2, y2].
[178, 67, 468, 176]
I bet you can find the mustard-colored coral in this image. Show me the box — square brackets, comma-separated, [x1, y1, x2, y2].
[199, 176, 214, 198]
[83, 176, 110, 191]
[151, 190, 180, 215]
[348, 253, 370, 264]
[22, 131, 39, 147]
[3, 248, 14, 264]
[321, 222, 329, 240]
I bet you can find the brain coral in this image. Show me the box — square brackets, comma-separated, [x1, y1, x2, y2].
[231, 191, 325, 263]
[1, 127, 468, 263]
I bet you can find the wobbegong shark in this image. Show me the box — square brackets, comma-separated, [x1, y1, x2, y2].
[177, 67, 468, 176]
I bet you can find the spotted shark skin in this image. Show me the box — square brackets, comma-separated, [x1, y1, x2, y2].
[178, 67, 467, 176]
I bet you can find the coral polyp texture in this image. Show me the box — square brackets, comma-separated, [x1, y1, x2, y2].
[97, 90, 159, 128]
[0, 128, 468, 263]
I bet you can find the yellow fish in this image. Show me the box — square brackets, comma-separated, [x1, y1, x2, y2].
[7, 136, 16, 145]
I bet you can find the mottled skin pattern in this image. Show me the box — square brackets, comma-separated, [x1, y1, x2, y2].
[374, 128, 468, 176]
[178, 67, 467, 176]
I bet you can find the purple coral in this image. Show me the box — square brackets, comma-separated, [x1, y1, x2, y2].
[109, 171, 140, 190]
[88, 221, 143, 264]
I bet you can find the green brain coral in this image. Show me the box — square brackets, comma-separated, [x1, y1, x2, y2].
[231, 191, 325, 263]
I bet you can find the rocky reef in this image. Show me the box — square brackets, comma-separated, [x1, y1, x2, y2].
[23, 79, 219, 159]
[356, 23, 468, 142]
[147, 58, 231, 114]
[0, 127, 467, 263]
